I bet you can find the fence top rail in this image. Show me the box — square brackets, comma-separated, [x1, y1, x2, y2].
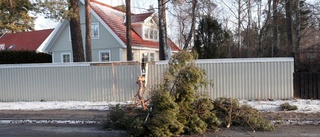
[152, 57, 294, 65]
[0, 61, 140, 68]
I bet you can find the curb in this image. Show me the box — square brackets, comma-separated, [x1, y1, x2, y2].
[0, 119, 105, 124]
[272, 120, 320, 126]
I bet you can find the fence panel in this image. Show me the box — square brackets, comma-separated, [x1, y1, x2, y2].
[294, 72, 320, 99]
[146, 58, 294, 100]
[0, 62, 141, 102]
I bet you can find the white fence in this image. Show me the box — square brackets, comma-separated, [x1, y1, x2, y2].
[0, 58, 294, 102]
[0, 62, 141, 102]
[146, 58, 294, 100]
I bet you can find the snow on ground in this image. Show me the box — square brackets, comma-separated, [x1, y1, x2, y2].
[240, 99, 320, 113]
[0, 99, 319, 113]
[0, 101, 131, 111]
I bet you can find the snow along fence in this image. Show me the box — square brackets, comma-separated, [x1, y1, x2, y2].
[146, 58, 294, 100]
[0, 62, 141, 102]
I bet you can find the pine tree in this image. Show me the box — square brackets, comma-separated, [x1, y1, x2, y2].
[147, 89, 184, 137]
[162, 50, 220, 134]
[193, 15, 230, 59]
[0, 0, 36, 33]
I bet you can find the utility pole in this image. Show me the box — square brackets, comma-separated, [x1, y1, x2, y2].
[126, 0, 133, 61]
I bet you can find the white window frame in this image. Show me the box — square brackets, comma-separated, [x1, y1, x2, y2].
[0, 44, 5, 50]
[132, 51, 136, 61]
[61, 53, 72, 63]
[149, 29, 153, 39]
[91, 22, 100, 39]
[150, 52, 155, 61]
[144, 28, 149, 39]
[140, 51, 156, 62]
[153, 30, 158, 40]
[99, 50, 111, 62]
[69, 22, 100, 40]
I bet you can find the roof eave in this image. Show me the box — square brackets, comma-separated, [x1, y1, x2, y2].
[43, 20, 68, 52]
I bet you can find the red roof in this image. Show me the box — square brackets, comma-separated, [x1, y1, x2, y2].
[90, 0, 180, 51]
[0, 29, 53, 51]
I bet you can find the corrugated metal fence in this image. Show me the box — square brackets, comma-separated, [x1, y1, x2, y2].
[146, 58, 294, 100]
[0, 58, 294, 102]
[0, 62, 141, 102]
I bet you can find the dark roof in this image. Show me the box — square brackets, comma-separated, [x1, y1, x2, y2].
[90, 0, 180, 51]
[0, 29, 53, 51]
[131, 12, 154, 23]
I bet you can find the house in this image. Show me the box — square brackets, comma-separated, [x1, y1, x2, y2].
[43, 0, 180, 63]
[0, 29, 54, 52]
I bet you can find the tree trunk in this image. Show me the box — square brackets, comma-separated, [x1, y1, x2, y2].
[85, 0, 92, 62]
[69, 0, 85, 62]
[158, 0, 166, 60]
[183, 0, 197, 50]
[246, 0, 251, 57]
[295, 0, 301, 51]
[126, 0, 133, 61]
[285, 0, 293, 51]
[272, 0, 279, 57]
[237, 0, 242, 57]
[258, 0, 272, 57]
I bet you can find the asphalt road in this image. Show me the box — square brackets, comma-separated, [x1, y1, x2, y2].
[0, 123, 319, 137]
[206, 125, 320, 137]
[0, 123, 128, 137]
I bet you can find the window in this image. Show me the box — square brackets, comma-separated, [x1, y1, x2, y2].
[144, 27, 159, 41]
[149, 30, 154, 39]
[150, 53, 155, 61]
[153, 30, 158, 40]
[144, 28, 149, 39]
[61, 53, 71, 63]
[0, 44, 4, 50]
[91, 22, 100, 39]
[69, 22, 99, 40]
[132, 51, 135, 61]
[99, 51, 111, 62]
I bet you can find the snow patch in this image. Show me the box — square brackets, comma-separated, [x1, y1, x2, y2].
[240, 99, 320, 113]
[0, 99, 319, 113]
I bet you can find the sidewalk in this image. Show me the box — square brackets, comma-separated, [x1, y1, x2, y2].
[0, 110, 109, 124]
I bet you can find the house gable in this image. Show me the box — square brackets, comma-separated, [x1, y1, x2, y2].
[90, 0, 180, 51]
[43, 0, 180, 63]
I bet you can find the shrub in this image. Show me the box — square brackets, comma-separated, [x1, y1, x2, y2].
[213, 97, 275, 131]
[104, 51, 274, 136]
[0, 50, 51, 64]
[146, 89, 184, 137]
[160, 51, 219, 135]
[280, 102, 298, 111]
[104, 104, 148, 135]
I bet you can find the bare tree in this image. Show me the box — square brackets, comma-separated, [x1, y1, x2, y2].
[272, 0, 279, 57]
[285, 0, 293, 51]
[169, 0, 216, 50]
[295, 0, 301, 51]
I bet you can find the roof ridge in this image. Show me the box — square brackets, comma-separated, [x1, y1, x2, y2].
[91, 0, 130, 14]
[3, 29, 54, 35]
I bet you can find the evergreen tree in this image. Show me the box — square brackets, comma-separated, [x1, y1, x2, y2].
[0, 0, 36, 33]
[193, 15, 230, 59]
[147, 89, 184, 137]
